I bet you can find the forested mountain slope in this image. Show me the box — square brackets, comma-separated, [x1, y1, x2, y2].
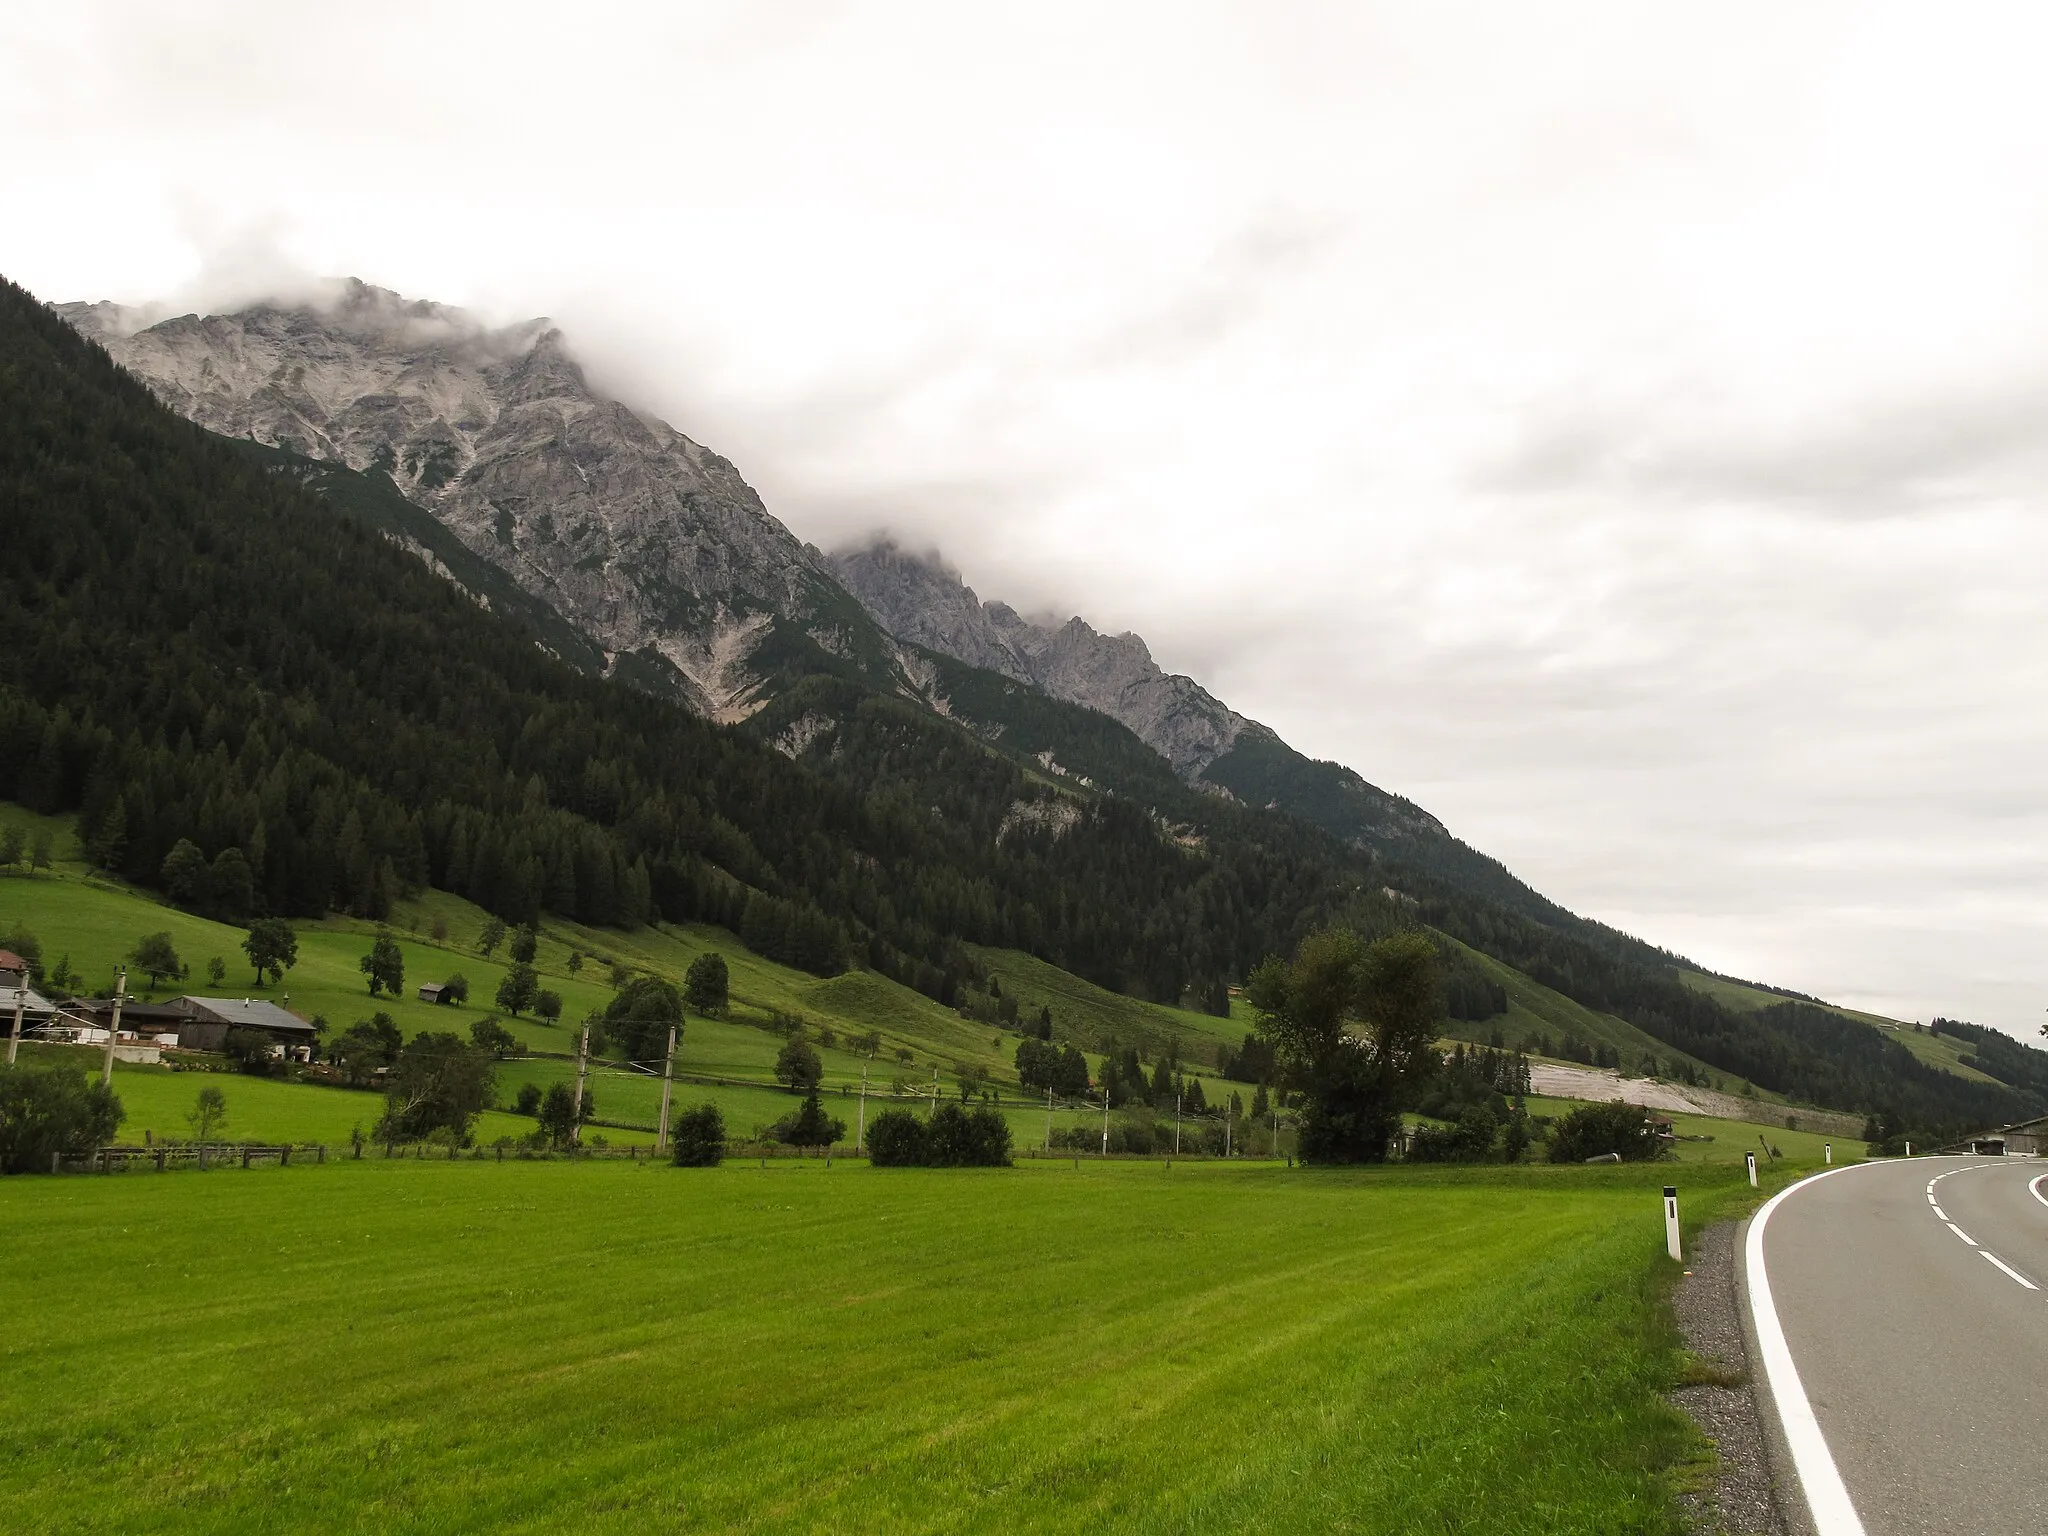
[13, 277, 2046, 1136]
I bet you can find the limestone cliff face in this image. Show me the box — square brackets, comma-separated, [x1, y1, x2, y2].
[828, 538, 1451, 848]
[60, 283, 883, 720]
[828, 539, 1247, 777]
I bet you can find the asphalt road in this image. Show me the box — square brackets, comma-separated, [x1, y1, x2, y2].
[1755, 1154, 2048, 1535]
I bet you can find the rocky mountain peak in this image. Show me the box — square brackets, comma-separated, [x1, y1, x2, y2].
[828, 538, 1247, 777]
[60, 281, 879, 720]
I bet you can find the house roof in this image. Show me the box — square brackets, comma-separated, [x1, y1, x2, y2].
[3, 983, 55, 1015]
[0, 950, 27, 974]
[177, 996, 317, 1034]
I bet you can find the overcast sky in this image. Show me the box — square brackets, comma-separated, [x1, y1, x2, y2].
[7, 1, 2046, 1038]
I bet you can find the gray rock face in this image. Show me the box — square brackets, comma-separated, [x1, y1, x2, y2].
[829, 539, 1248, 778]
[59, 282, 874, 720]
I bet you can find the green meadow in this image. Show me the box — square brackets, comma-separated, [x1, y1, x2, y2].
[0, 1155, 1789, 1535]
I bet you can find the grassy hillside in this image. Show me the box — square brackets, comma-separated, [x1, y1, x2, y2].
[1, 804, 1260, 1147]
[966, 943, 1253, 1061]
[0, 1156, 1792, 1533]
[1442, 939, 1730, 1082]
[1673, 967, 2002, 1087]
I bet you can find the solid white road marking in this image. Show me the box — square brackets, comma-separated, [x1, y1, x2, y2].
[1746, 1162, 1878, 1536]
[2030, 1173, 2047, 1212]
[1981, 1251, 2040, 1290]
[1946, 1222, 1976, 1246]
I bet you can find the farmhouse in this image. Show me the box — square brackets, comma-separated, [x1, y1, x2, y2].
[0, 947, 28, 986]
[176, 996, 319, 1057]
[63, 997, 190, 1040]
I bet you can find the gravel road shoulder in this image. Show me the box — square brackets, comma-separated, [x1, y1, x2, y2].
[1669, 1220, 1789, 1535]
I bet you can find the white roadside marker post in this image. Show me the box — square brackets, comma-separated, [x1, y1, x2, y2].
[1745, 1149, 1758, 1188]
[1824, 1143, 1832, 1165]
[1664, 1186, 1682, 1262]
[1905, 1141, 1912, 1158]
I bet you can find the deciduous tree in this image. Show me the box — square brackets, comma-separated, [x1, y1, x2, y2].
[359, 929, 404, 997]
[242, 919, 298, 986]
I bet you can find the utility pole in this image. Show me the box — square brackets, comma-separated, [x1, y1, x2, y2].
[1045, 1087, 1053, 1152]
[1225, 1103, 1232, 1160]
[1101, 1087, 1110, 1157]
[656, 1024, 677, 1152]
[571, 1021, 589, 1149]
[857, 1061, 869, 1154]
[1272, 1096, 1280, 1160]
[1175, 1088, 1182, 1156]
[101, 968, 127, 1088]
[7, 979, 23, 1066]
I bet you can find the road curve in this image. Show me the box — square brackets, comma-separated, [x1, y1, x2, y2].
[1750, 1155, 2048, 1536]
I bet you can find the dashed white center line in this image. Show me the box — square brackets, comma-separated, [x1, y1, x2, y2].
[1982, 1251, 2039, 1290]
[1946, 1222, 1976, 1246]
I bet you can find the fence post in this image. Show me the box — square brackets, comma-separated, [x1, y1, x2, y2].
[317, 1144, 326, 1164]
[281, 1145, 291, 1168]
[155, 1148, 165, 1173]
[242, 1146, 252, 1170]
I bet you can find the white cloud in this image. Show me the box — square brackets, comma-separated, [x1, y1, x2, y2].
[5, 0, 2046, 1038]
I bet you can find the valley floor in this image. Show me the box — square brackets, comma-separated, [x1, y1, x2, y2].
[0, 1156, 1788, 1535]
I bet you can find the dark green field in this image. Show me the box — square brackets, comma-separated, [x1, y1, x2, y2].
[0, 1157, 1776, 1534]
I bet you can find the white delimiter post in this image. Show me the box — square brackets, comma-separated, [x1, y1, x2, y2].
[571, 1022, 590, 1148]
[1663, 1186, 1682, 1262]
[101, 968, 127, 1088]
[1905, 1141, 1912, 1158]
[7, 980, 23, 1066]
[656, 1024, 677, 1152]
[1745, 1149, 1758, 1188]
[1825, 1143, 1832, 1165]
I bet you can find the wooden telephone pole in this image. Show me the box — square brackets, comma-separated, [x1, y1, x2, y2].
[7, 979, 23, 1066]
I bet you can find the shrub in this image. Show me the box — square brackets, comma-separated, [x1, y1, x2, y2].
[222, 1026, 280, 1075]
[869, 1104, 1011, 1167]
[865, 1109, 928, 1166]
[514, 1082, 543, 1116]
[1548, 1100, 1665, 1163]
[671, 1103, 725, 1166]
[770, 1089, 846, 1150]
[1407, 1105, 1500, 1163]
[0, 1063, 123, 1172]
